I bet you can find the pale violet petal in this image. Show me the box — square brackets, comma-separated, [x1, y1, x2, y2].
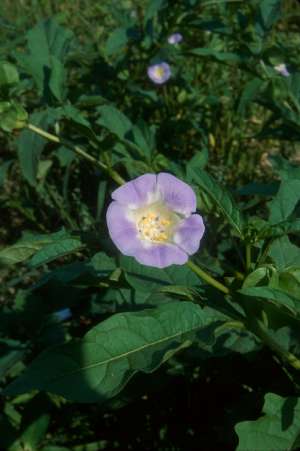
[157, 172, 197, 216]
[173, 214, 205, 255]
[134, 243, 188, 268]
[111, 174, 157, 208]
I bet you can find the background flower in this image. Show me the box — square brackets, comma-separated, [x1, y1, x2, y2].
[168, 32, 183, 44]
[274, 63, 290, 77]
[106, 173, 205, 268]
[147, 62, 171, 84]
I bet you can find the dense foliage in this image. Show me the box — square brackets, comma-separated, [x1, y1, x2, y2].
[1, 0, 300, 449]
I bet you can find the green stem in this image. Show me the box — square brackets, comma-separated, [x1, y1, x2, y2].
[245, 243, 251, 272]
[26, 123, 125, 186]
[186, 260, 230, 295]
[249, 318, 300, 370]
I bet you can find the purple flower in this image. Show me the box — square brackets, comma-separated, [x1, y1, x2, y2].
[147, 62, 171, 85]
[274, 63, 290, 77]
[168, 33, 183, 45]
[53, 308, 72, 322]
[106, 173, 205, 268]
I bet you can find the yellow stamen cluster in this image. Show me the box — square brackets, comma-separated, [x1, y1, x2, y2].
[154, 66, 165, 79]
[138, 212, 171, 243]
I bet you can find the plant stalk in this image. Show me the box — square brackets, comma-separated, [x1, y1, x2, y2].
[249, 318, 300, 371]
[186, 260, 230, 295]
[245, 243, 251, 272]
[26, 123, 125, 186]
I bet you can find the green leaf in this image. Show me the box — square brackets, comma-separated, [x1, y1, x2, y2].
[120, 255, 200, 292]
[0, 230, 82, 267]
[19, 414, 50, 450]
[190, 168, 245, 237]
[269, 179, 300, 224]
[238, 286, 300, 315]
[28, 238, 83, 268]
[17, 18, 73, 101]
[0, 61, 19, 87]
[144, 0, 167, 23]
[105, 27, 129, 56]
[17, 109, 54, 186]
[0, 101, 28, 132]
[259, 219, 300, 240]
[97, 105, 132, 141]
[235, 393, 300, 451]
[4, 302, 215, 402]
[255, 0, 282, 37]
[269, 236, 300, 270]
[242, 267, 270, 288]
[278, 267, 300, 298]
[213, 327, 260, 356]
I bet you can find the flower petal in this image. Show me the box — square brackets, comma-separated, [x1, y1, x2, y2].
[173, 214, 205, 255]
[111, 174, 157, 209]
[157, 172, 197, 216]
[106, 201, 141, 255]
[147, 63, 171, 84]
[134, 243, 188, 268]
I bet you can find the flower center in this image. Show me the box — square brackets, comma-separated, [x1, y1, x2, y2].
[138, 212, 171, 242]
[154, 66, 165, 79]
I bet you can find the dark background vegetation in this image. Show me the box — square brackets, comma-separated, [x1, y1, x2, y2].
[1, 0, 300, 449]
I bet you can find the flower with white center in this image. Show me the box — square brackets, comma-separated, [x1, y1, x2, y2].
[168, 33, 183, 45]
[106, 173, 205, 268]
[274, 63, 290, 77]
[147, 62, 171, 85]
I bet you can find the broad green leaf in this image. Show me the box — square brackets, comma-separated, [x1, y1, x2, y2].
[17, 110, 55, 186]
[105, 27, 128, 56]
[186, 149, 208, 181]
[0, 61, 19, 87]
[269, 236, 300, 270]
[97, 105, 132, 140]
[255, 0, 282, 37]
[190, 168, 245, 237]
[259, 219, 300, 240]
[270, 156, 300, 181]
[17, 18, 73, 101]
[239, 286, 300, 315]
[87, 252, 116, 278]
[235, 393, 300, 451]
[242, 267, 269, 288]
[131, 122, 154, 159]
[18, 414, 50, 450]
[120, 255, 200, 292]
[28, 238, 83, 268]
[0, 101, 27, 132]
[278, 267, 300, 298]
[4, 302, 216, 402]
[144, 0, 167, 23]
[269, 179, 300, 224]
[54, 146, 75, 167]
[213, 327, 260, 356]
[55, 104, 97, 143]
[0, 230, 82, 266]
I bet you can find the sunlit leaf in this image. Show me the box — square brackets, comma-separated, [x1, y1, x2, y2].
[235, 393, 300, 451]
[190, 168, 245, 237]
